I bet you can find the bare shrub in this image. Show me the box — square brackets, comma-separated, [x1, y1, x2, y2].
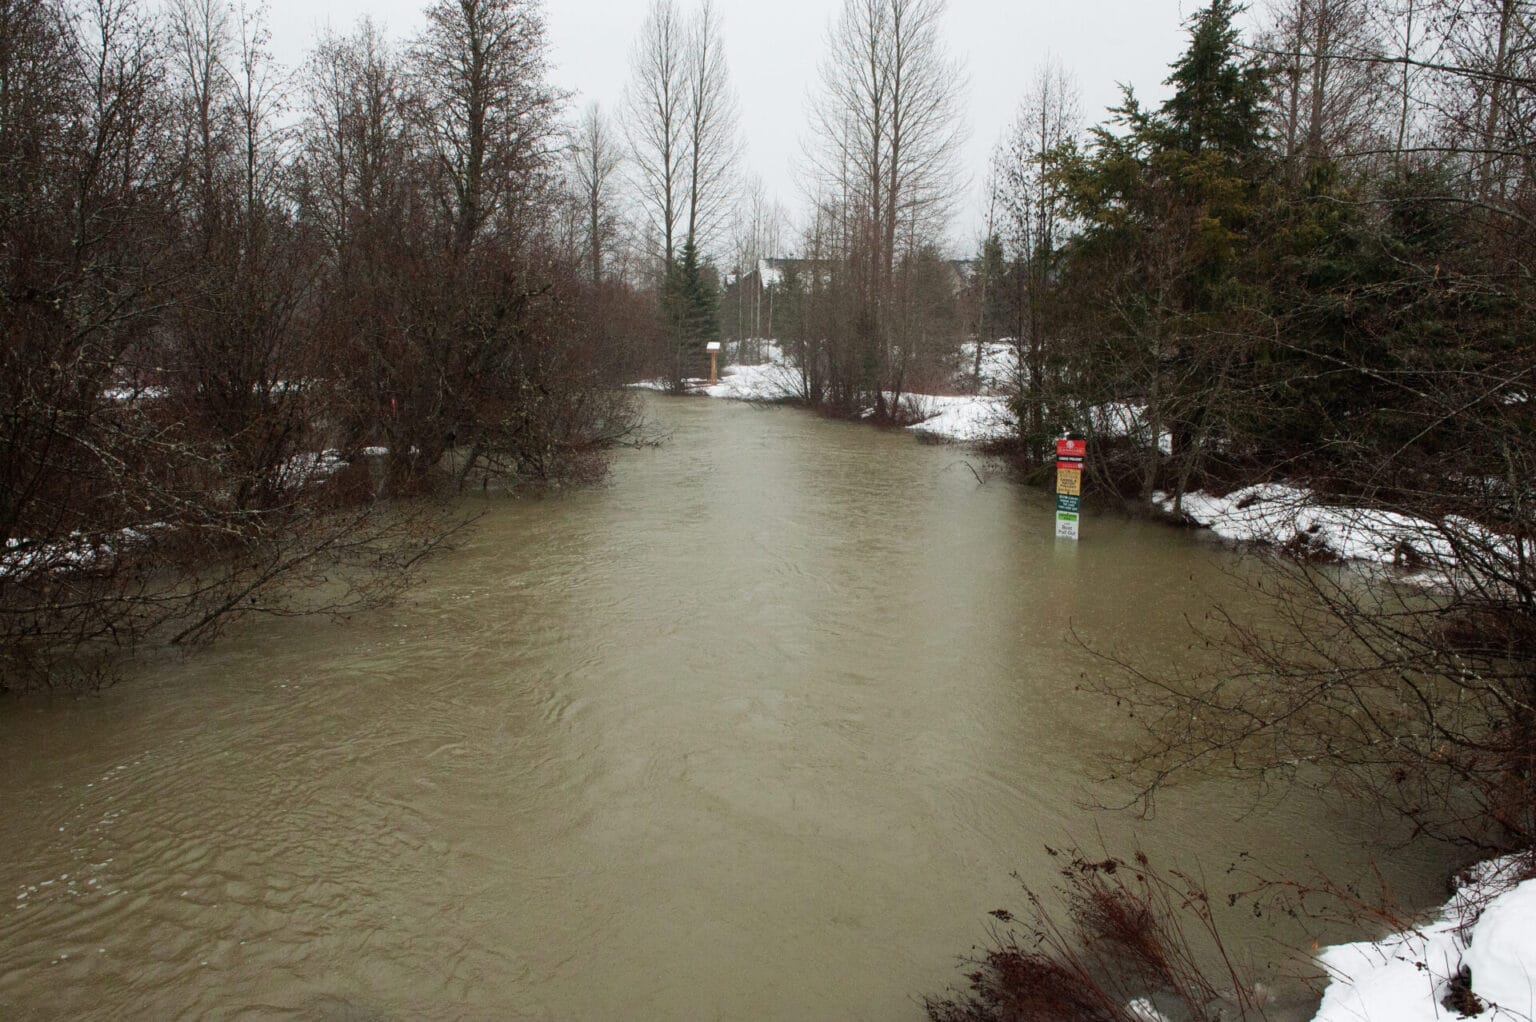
[926, 848, 1276, 1022]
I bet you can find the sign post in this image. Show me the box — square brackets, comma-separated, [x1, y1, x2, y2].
[1055, 436, 1086, 540]
[706, 341, 722, 386]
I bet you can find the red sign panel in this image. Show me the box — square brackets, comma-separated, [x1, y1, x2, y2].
[1057, 438, 1086, 472]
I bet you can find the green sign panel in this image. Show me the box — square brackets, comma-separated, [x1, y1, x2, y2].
[1056, 494, 1081, 514]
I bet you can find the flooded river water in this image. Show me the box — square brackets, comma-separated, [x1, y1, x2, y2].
[0, 395, 1457, 1019]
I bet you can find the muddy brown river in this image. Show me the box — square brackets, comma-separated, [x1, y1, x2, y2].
[0, 395, 1458, 1019]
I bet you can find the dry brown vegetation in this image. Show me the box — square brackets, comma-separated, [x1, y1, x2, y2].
[926, 849, 1276, 1022]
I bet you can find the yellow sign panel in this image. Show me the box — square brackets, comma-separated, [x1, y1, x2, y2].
[1056, 468, 1082, 496]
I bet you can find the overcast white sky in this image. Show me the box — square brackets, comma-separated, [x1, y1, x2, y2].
[262, 0, 1205, 253]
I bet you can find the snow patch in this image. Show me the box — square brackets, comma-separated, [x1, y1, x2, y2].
[1126, 997, 1172, 1022]
[1154, 484, 1456, 567]
[701, 358, 803, 401]
[100, 385, 170, 403]
[1314, 856, 1536, 1022]
[278, 450, 348, 488]
[1090, 402, 1173, 454]
[906, 395, 1015, 443]
[662, 341, 1014, 443]
[957, 340, 1020, 395]
[1462, 880, 1536, 1018]
[1, 524, 164, 578]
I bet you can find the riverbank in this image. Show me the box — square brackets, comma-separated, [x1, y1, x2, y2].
[629, 342, 1018, 444]
[1314, 854, 1536, 1021]
[666, 345, 1518, 585]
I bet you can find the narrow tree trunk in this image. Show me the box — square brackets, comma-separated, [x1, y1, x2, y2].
[1479, 0, 1515, 201]
[1397, 0, 1414, 160]
[1307, 1, 1329, 163]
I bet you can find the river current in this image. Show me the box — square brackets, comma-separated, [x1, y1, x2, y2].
[0, 395, 1456, 1019]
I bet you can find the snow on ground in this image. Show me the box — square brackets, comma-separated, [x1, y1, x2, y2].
[1, 525, 162, 578]
[4, 451, 351, 580]
[957, 339, 1020, 394]
[99, 380, 314, 403]
[1149, 483, 1536, 585]
[627, 343, 805, 402]
[1314, 855, 1536, 1022]
[700, 357, 804, 402]
[279, 450, 349, 489]
[648, 341, 1017, 444]
[100, 385, 170, 403]
[1153, 483, 1460, 567]
[1091, 402, 1175, 454]
[905, 395, 1015, 443]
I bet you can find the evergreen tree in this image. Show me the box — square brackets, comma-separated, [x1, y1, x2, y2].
[975, 234, 1009, 342]
[1160, 0, 1269, 158]
[1054, 1, 1278, 503]
[663, 239, 719, 390]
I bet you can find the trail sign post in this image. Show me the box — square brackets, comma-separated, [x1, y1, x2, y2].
[706, 341, 722, 386]
[1055, 437, 1086, 540]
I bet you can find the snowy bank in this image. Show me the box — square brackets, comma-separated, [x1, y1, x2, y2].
[632, 343, 1018, 444]
[2, 450, 355, 580]
[1314, 855, 1536, 1021]
[700, 358, 804, 402]
[1152, 484, 1456, 567]
[625, 344, 803, 403]
[905, 394, 1015, 443]
[1152, 482, 1536, 590]
[959, 339, 1020, 394]
[1, 525, 160, 578]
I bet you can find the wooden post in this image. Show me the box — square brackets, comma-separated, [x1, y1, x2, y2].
[706, 341, 722, 386]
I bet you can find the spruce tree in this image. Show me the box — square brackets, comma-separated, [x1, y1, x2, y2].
[1160, 0, 1269, 158]
[1054, 0, 1279, 501]
[663, 240, 719, 390]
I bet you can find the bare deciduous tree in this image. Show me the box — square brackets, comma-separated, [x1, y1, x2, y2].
[624, 0, 688, 270]
[681, 0, 736, 256]
[725, 173, 785, 358]
[992, 58, 1079, 453]
[806, 0, 967, 416]
[413, 0, 559, 255]
[1259, 0, 1391, 178]
[568, 100, 623, 284]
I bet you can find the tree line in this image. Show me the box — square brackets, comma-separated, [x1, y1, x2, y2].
[0, 0, 653, 689]
[717, 0, 1534, 530]
[992, 0, 1532, 506]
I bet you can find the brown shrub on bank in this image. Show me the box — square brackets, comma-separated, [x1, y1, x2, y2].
[926, 849, 1276, 1022]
